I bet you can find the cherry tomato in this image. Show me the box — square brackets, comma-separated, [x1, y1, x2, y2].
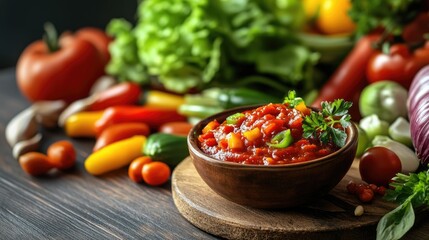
[359, 147, 402, 186]
[159, 122, 193, 136]
[93, 122, 150, 152]
[142, 162, 171, 186]
[19, 152, 53, 176]
[128, 156, 153, 183]
[47, 140, 76, 170]
[366, 42, 429, 89]
[316, 0, 355, 35]
[346, 181, 358, 194]
[376, 186, 387, 196]
[358, 188, 374, 203]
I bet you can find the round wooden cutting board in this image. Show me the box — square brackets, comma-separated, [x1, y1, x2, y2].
[171, 157, 397, 240]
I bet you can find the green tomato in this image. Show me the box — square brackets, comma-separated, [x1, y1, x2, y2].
[356, 126, 370, 157]
[359, 81, 408, 123]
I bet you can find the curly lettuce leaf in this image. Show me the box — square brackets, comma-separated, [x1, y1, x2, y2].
[105, 19, 149, 84]
[105, 0, 315, 94]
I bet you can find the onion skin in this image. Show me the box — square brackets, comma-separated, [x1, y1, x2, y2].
[408, 66, 429, 165]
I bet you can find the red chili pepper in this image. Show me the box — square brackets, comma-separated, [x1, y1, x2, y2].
[311, 34, 380, 120]
[93, 122, 150, 152]
[89, 82, 142, 111]
[94, 106, 187, 135]
[366, 41, 429, 89]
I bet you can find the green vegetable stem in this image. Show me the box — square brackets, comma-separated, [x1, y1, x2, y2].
[179, 87, 282, 119]
[377, 167, 429, 240]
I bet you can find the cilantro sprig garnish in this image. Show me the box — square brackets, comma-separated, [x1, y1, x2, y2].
[302, 99, 352, 147]
[283, 90, 304, 108]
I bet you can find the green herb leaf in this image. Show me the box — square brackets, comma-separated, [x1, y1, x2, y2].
[283, 90, 304, 108]
[348, 0, 424, 38]
[331, 127, 347, 148]
[302, 99, 352, 147]
[376, 200, 415, 240]
[377, 168, 429, 240]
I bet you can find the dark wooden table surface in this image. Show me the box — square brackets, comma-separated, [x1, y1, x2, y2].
[1, 67, 428, 240]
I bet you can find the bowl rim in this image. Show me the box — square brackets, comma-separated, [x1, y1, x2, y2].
[188, 104, 358, 169]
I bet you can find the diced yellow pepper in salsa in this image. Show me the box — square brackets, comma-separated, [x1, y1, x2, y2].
[243, 127, 261, 142]
[228, 132, 244, 150]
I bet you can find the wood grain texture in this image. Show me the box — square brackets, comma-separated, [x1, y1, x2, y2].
[0, 68, 216, 240]
[172, 157, 429, 240]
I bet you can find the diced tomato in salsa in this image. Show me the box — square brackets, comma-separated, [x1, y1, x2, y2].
[198, 103, 339, 165]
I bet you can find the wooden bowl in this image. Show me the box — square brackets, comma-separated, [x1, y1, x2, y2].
[187, 105, 358, 209]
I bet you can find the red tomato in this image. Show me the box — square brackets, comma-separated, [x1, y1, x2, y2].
[128, 156, 153, 183]
[75, 27, 112, 66]
[16, 26, 110, 103]
[19, 152, 54, 176]
[142, 162, 171, 186]
[159, 122, 193, 136]
[366, 42, 429, 89]
[359, 147, 402, 186]
[47, 140, 76, 170]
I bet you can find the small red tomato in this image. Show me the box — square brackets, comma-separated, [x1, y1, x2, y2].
[159, 122, 193, 136]
[346, 181, 358, 194]
[47, 140, 76, 170]
[128, 156, 153, 183]
[142, 162, 171, 186]
[359, 147, 402, 186]
[376, 186, 387, 196]
[358, 188, 374, 203]
[19, 152, 54, 176]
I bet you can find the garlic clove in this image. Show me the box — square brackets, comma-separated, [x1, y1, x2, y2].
[5, 107, 38, 147]
[12, 133, 43, 159]
[33, 100, 67, 128]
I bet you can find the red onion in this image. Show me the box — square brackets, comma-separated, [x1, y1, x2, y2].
[408, 65, 429, 165]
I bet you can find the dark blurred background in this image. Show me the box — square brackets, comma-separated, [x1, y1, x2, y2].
[0, 0, 138, 69]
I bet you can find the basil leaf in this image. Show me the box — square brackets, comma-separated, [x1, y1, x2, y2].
[376, 200, 415, 240]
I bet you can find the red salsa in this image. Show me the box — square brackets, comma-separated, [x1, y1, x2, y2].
[198, 103, 340, 165]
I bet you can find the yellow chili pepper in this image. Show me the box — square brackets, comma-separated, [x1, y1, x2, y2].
[85, 135, 146, 175]
[64, 111, 104, 138]
[144, 90, 185, 109]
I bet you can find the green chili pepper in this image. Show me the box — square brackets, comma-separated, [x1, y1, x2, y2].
[267, 129, 294, 148]
[226, 113, 245, 125]
[217, 88, 282, 109]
